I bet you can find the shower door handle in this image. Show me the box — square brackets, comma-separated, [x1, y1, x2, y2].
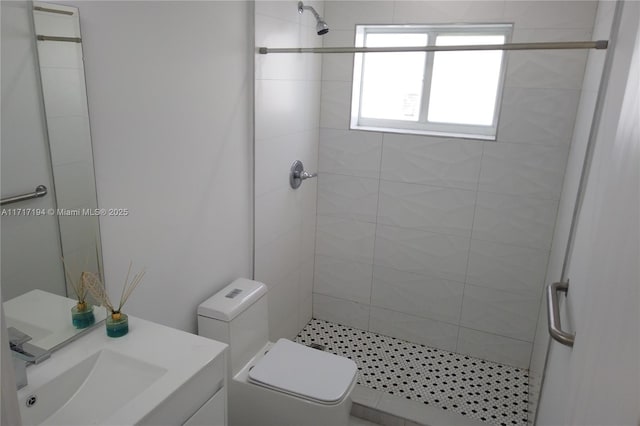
[290, 160, 317, 189]
[546, 281, 575, 347]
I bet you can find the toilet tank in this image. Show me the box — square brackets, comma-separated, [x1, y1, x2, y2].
[198, 278, 269, 375]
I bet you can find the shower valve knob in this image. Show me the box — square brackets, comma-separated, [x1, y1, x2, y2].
[290, 160, 317, 189]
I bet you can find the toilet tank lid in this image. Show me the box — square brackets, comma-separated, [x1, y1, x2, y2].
[198, 278, 267, 321]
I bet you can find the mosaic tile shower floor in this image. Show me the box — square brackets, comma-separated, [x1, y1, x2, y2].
[296, 318, 528, 426]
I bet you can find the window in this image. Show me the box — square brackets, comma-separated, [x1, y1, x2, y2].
[350, 24, 512, 140]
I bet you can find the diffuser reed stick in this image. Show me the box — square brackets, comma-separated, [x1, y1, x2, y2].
[84, 262, 145, 317]
[61, 255, 90, 309]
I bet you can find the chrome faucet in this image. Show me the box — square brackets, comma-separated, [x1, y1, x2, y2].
[8, 327, 50, 390]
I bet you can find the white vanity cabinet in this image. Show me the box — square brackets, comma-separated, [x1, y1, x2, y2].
[183, 386, 227, 426]
[141, 347, 228, 426]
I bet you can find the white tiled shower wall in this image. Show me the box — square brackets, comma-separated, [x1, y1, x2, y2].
[254, 1, 324, 340]
[313, 1, 598, 369]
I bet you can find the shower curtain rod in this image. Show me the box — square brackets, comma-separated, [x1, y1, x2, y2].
[258, 40, 608, 54]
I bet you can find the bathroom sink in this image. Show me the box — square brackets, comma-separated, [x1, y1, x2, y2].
[19, 350, 167, 426]
[17, 315, 227, 426]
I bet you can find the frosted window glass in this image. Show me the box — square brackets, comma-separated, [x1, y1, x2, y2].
[360, 33, 428, 121]
[428, 35, 505, 126]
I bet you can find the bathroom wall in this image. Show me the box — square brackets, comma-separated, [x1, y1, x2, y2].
[65, 1, 254, 333]
[527, 0, 616, 421]
[254, 1, 324, 341]
[313, 0, 597, 368]
[1, 1, 67, 301]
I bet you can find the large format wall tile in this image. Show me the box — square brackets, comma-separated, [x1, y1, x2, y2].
[320, 81, 353, 130]
[503, 1, 597, 30]
[256, 1, 322, 24]
[460, 284, 540, 341]
[369, 306, 459, 352]
[255, 226, 302, 285]
[314, 255, 373, 304]
[506, 33, 589, 90]
[40, 67, 89, 118]
[374, 225, 470, 283]
[479, 142, 569, 200]
[321, 30, 356, 83]
[255, 14, 307, 81]
[381, 134, 483, 190]
[371, 265, 464, 325]
[457, 327, 532, 369]
[255, 129, 318, 196]
[269, 267, 303, 340]
[467, 239, 549, 297]
[319, 128, 382, 178]
[255, 186, 302, 248]
[298, 259, 315, 330]
[315, 215, 376, 264]
[317, 173, 379, 222]
[255, 79, 321, 140]
[324, 1, 394, 31]
[313, 293, 371, 330]
[498, 87, 580, 145]
[392, 1, 504, 24]
[472, 192, 559, 250]
[377, 181, 476, 237]
[45, 116, 93, 166]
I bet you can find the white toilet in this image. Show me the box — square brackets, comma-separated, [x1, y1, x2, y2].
[198, 278, 358, 426]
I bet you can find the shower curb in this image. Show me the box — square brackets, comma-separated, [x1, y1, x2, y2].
[350, 384, 486, 426]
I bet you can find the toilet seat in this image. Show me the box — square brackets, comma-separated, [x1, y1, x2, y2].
[248, 338, 357, 405]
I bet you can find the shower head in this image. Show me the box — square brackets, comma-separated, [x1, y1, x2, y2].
[298, 1, 329, 35]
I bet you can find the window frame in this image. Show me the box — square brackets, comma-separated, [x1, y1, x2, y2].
[350, 23, 513, 140]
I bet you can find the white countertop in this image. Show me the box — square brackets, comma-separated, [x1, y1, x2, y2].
[4, 290, 108, 350]
[17, 314, 227, 425]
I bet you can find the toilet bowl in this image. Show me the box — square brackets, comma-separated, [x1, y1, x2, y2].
[198, 278, 357, 426]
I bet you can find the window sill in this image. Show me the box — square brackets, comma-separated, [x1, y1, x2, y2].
[350, 123, 497, 141]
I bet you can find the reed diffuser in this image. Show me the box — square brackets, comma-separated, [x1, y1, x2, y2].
[62, 259, 95, 329]
[85, 262, 145, 337]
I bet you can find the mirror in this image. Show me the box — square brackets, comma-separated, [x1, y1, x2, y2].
[1, 2, 104, 346]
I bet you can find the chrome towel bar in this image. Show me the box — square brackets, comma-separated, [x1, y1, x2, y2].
[547, 281, 575, 347]
[1, 185, 48, 206]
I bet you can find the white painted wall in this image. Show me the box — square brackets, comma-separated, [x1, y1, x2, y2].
[254, 1, 324, 340]
[63, 1, 254, 333]
[314, 0, 597, 369]
[1, 1, 66, 301]
[527, 0, 616, 421]
[536, 1, 639, 423]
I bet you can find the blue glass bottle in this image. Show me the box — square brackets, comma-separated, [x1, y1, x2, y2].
[71, 302, 95, 329]
[105, 312, 129, 337]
